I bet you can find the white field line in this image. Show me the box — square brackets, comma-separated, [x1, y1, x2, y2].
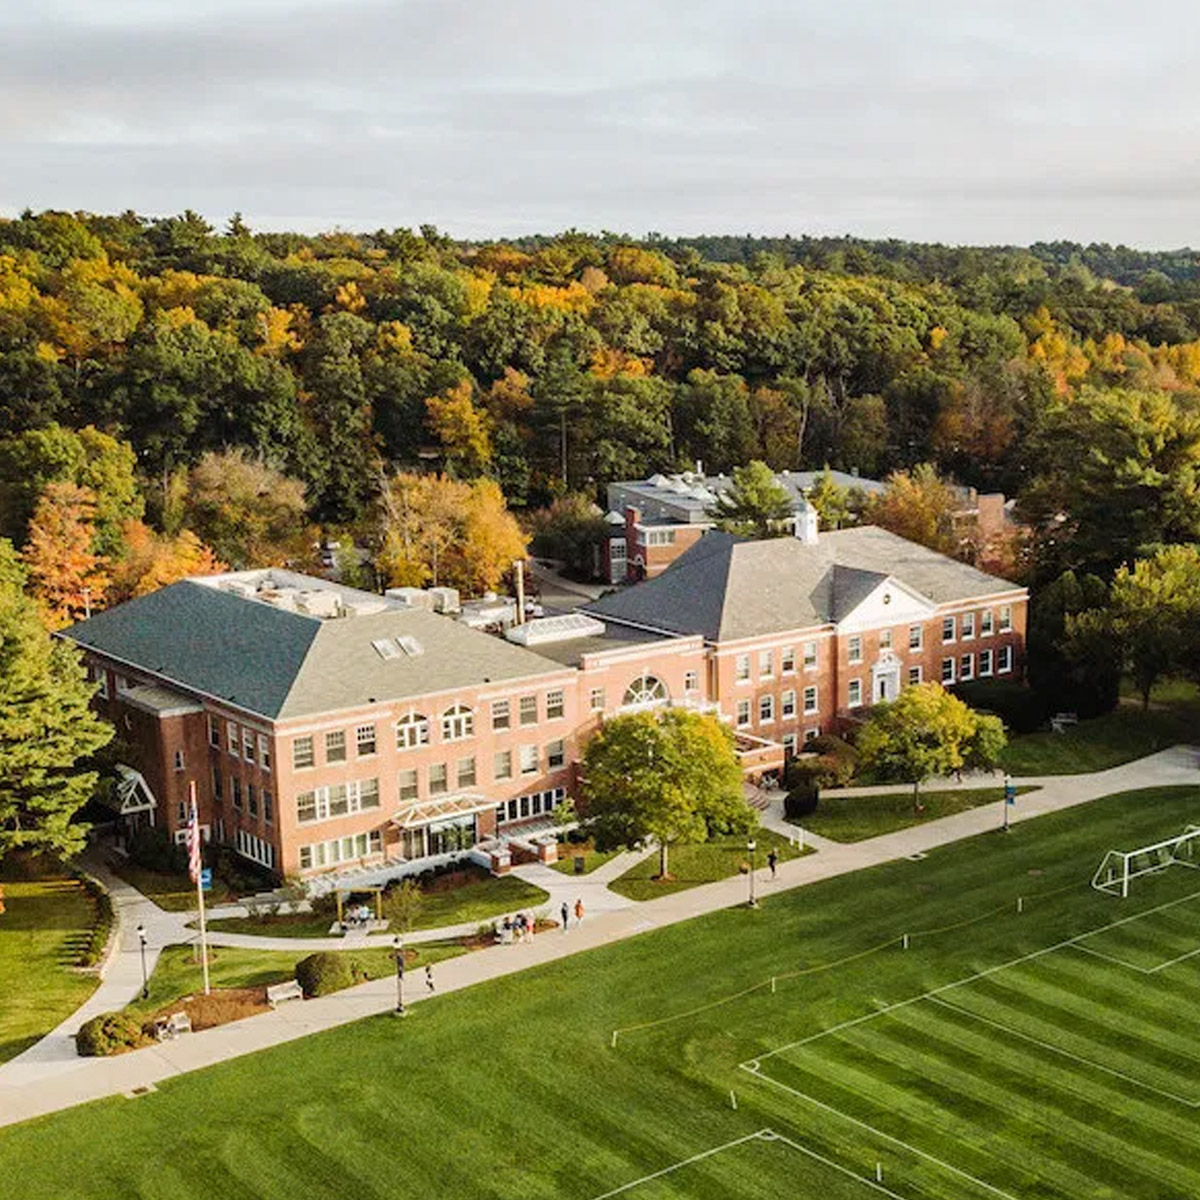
[924, 995, 1200, 1108]
[741, 1063, 1021, 1200]
[747, 885, 1200, 1067]
[588, 1131, 766, 1199]
[1148, 944, 1200, 973]
[764, 1129, 911, 1199]
[1069, 942, 1154, 974]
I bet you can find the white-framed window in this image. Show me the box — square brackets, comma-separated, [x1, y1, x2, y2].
[457, 756, 476, 788]
[546, 689, 565, 720]
[803, 641, 818, 670]
[325, 729, 346, 763]
[622, 674, 668, 708]
[759, 650, 773, 678]
[247, 783, 258, 818]
[298, 830, 381, 872]
[211, 767, 223, 801]
[684, 670, 699, 693]
[547, 739, 566, 769]
[429, 763, 448, 794]
[908, 665, 922, 686]
[241, 728, 255, 763]
[292, 735, 314, 770]
[355, 725, 376, 757]
[960, 653, 974, 681]
[736, 699, 751, 727]
[803, 686, 818, 715]
[589, 687, 606, 712]
[781, 689, 796, 717]
[848, 635, 863, 665]
[396, 712, 430, 750]
[941, 657, 955, 684]
[399, 768, 419, 802]
[759, 695, 774, 723]
[611, 538, 626, 562]
[735, 654, 750, 683]
[998, 645, 1013, 674]
[208, 715, 220, 747]
[173, 749, 185, 772]
[519, 744, 539, 775]
[879, 629, 893, 650]
[519, 695, 538, 726]
[781, 646, 796, 674]
[93, 667, 109, 699]
[262, 789, 273, 823]
[980, 648, 994, 677]
[493, 749, 513, 781]
[232, 777, 242, 810]
[782, 732, 798, 756]
[942, 616, 956, 643]
[805, 727, 820, 744]
[646, 528, 676, 546]
[909, 625, 923, 651]
[258, 733, 271, 770]
[235, 829, 275, 870]
[847, 679, 862, 708]
[961, 612, 976, 639]
[441, 704, 474, 742]
[981, 609, 994, 636]
[999, 605, 1013, 633]
[492, 699, 511, 731]
[295, 779, 381, 823]
[228, 722, 240, 757]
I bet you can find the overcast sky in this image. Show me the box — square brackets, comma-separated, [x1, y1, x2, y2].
[2, 0, 1198, 247]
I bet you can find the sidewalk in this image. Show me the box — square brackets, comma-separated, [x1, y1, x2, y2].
[2, 745, 1197, 1127]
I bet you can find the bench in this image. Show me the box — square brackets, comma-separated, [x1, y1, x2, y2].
[154, 1011, 192, 1041]
[266, 979, 304, 1007]
[1050, 711, 1079, 734]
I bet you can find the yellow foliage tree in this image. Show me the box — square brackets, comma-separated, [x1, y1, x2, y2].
[110, 521, 226, 601]
[425, 380, 493, 476]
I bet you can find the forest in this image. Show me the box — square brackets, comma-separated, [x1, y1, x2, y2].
[4, 208, 1200, 606]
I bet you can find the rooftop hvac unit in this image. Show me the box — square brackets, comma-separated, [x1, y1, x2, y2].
[385, 587, 437, 611]
[340, 598, 389, 618]
[428, 586, 461, 614]
[294, 590, 341, 618]
[221, 581, 256, 600]
[505, 613, 606, 646]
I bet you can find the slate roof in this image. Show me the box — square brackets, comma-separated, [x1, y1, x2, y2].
[65, 580, 566, 721]
[585, 526, 1022, 642]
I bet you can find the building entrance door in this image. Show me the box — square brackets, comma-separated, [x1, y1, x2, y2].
[872, 652, 901, 703]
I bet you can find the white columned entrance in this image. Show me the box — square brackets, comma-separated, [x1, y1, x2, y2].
[871, 651, 901, 703]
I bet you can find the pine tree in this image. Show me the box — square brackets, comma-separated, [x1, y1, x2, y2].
[0, 541, 112, 865]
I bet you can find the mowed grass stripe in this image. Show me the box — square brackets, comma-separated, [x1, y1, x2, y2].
[1081, 915, 1200, 971]
[946, 971, 1200, 1097]
[810, 1007, 1200, 1198]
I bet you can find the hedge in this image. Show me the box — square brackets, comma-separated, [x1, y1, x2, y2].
[784, 781, 820, 820]
[75, 874, 114, 968]
[75, 1011, 146, 1057]
[295, 952, 356, 998]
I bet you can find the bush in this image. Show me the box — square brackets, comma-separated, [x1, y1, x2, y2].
[955, 680, 1047, 735]
[76, 876, 114, 968]
[295, 952, 354, 998]
[784, 734, 858, 790]
[75, 1011, 146, 1057]
[784, 781, 820, 820]
[127, 826, 187, 874]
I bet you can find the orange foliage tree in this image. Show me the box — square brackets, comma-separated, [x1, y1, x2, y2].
[110, 521, 226, 602]
[21, 481, 111, 628]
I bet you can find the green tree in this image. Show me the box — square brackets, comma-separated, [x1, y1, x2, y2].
[0, 540, 112, 864]
[806, 466, 854, 530]
[709, 460, 794, 538]
[855, 683, 1005, 812]
[582, 709, 749, 878]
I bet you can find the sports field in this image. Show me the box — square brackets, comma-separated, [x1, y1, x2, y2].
[3, 786, 1200, 1199]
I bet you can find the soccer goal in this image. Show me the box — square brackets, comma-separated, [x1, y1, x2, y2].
[1092, 825, 1200, 898]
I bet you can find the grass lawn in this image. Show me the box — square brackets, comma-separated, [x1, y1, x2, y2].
[608, 828, 810, 901]
[999, 703, 1200, 776]
[548, 842, 621, 876]
[108, 861, 237, 911]
[7, 786, 1200, 1198]
[0, 875, 101, 1063]
[800, 785, 1040, 842]
[204, 873, 550, 939]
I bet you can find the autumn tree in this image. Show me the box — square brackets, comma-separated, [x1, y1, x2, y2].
[425, 379, 493, 476]
[866, 463, 963, 557]
[806, 467, 857, 530]
[709, 460, 795, 538]
[0, 540, 112, 864]
[582, 709, 750, 878]
[109, 521, 225, 602]
[855, 683, 1006, 812]
[22, 482, 111, 629]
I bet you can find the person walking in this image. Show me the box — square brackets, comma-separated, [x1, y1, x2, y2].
[425, 964, 435, 993]
[767, 849, 778, 880]
[574, 898, 584, 924]
[561, 901, 570, 932]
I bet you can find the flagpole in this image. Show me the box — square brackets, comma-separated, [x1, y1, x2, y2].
[190, 781, 211, 995]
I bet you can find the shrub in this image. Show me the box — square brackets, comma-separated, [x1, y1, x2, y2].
[955, 680, 1047, 735]
[75, 1011, 146, 1057]
[784, 734, 858, 790]
[784, 781, 820, 820]
[127, 826, 187, 874]
[295, 952, 354, 998]
[76, 876, 114, 968]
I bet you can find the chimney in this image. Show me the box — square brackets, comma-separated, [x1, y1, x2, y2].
[513, 560, 526, 626]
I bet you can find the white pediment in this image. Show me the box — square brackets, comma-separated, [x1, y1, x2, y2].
[836, 577, 936, 633]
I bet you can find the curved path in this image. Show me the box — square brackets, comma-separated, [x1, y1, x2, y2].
[1, 745, 1197, 1128]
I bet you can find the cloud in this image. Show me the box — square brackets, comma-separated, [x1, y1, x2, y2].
[2, 0, 1200, 245]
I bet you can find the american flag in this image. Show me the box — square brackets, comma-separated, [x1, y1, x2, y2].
[186, 786, 202, 884]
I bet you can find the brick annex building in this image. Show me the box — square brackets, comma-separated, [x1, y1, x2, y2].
[65, 526, 1027, 886]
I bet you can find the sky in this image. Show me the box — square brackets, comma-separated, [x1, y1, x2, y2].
[2, 0, 1198, 247]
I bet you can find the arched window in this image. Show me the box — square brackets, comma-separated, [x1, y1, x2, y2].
[441, 703, 474, 742]
[396, 712, 430, 750]
[621, 674, 668, 709]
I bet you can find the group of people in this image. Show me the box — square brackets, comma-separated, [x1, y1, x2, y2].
[561, 898, 584, 930]
[497, 911, 538, 944]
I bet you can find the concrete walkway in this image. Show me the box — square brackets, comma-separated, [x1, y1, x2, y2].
[2, 745, 1197, 1128]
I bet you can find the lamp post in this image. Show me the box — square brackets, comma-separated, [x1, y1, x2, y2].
[747, 837, 758, 909]
[393, 936, 407, 1017]
[137, 923, 149, 999]
[1003, 773, 1015, 833]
